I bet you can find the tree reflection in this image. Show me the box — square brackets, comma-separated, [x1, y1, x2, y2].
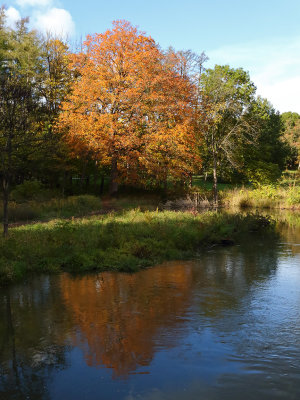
[193, 238, 279, 318]
[61, 236, 279, 378]
[276, 211, 300, 255]
[0, 278, 72, 400]
[0, 228, 283, 398]
[61, 265, 194, 378]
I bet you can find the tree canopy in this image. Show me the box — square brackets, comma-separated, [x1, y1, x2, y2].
[59, 20, 200, 193]
[199, 65, 257, 202]
[281, 112, 300, 169]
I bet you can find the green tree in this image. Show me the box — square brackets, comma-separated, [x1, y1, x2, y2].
[34, 35, 77, 192]
[0, 15, 44, 235]
[281, 112, 300, 170]
[241, 97, 290, 184]
[199, 65, 256, 203]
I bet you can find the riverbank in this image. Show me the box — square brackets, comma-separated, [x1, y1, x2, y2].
[0, 210, 274, 286]
[221, 185, 300, 210]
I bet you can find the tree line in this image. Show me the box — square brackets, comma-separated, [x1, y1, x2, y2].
[1, 11, 299, 234]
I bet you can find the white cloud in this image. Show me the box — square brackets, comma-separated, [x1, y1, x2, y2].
[208, 37, 300, 113]
[34, 8, 75, 37]
[254, 76, 300, 114]
[4, 7, 21, 28]
[16, 0, 53, 7]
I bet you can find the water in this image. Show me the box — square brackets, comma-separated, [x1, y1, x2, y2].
[1, 213, 300, 399]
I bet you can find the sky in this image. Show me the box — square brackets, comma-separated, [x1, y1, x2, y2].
[4, 0, 300, 113]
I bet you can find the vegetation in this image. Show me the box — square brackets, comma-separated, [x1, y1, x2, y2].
[0, 16, 44, 235]
[199, 65, 257, 204]
[0, 11, 299, 237]
[221, 171, 300, 209]
[0, 210, 275, 285]
[0, 194, 102, 223]
[222, 186, 300, 209]
[59, 21, 200, 194]
[281, 112, 300, 169]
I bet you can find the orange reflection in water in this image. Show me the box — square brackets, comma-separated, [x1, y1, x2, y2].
[61, 263, 194, 377]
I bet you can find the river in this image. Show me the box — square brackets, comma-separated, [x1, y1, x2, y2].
[1, 212, 300, 399]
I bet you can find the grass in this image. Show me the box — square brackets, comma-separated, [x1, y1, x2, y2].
[192, 176, 239, 192]
[191, 171, 300, 210]
[0, 195, 103, 224]
[221, 184, 300, 210]
[102, 194, 161, 211]
[0, 192, 163, 226]
[0, 209, 275, 286]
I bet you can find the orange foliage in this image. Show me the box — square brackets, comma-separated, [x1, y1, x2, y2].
[58, 20, 200, 188]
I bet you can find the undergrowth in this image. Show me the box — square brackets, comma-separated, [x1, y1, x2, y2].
[222, 185, 300, 209]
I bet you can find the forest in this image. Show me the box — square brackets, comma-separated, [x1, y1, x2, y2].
[1, 10, 300, 240]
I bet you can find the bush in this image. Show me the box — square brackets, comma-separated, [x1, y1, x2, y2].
[246, 162, 281, 185]
[287, 188, 300, 206]
[10, 180, 56, 202]
[222, 183, 300, 210]
[43, 195, 102, 217]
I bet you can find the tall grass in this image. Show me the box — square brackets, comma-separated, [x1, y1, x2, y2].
[0, 210, 274, 285]
[222, 185, 300, 209]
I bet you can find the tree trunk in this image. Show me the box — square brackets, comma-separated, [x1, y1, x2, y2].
[163, 177, 168, 193]
[109, 157, 118, 195]
[99, 175, 105, 195]
[3, 176, 9, 237]
[212, 152, 218, 206]
[85, 175, 90, 189]
[69, 175, 73, 195]
[80, 174, 84, 190]
[61, 171, 66, 197]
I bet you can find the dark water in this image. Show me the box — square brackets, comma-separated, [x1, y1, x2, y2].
[1, 215, 300, 399]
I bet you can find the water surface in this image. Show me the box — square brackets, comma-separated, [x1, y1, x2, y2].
[1, 213, 300, 399]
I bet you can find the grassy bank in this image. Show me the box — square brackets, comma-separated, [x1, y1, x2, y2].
[221, 185, 300, 210]
[190, 171, 300, 210]
[0, 210, 274, 286]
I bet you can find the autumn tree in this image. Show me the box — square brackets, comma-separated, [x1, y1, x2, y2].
[164, 47, 208, 81]
[59, 21, 200, 194]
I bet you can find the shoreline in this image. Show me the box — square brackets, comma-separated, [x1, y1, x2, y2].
[0, 209, 275, 287]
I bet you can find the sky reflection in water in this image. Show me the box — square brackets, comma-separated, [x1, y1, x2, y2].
[1, 215, 300, 400]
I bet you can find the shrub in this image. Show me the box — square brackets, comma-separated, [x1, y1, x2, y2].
[246, 162, 281, 185]
[43, 195, 102, 217]
[287, 188, 300, 206]
[10, 180, 56, 202]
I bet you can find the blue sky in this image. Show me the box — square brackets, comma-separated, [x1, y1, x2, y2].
[4, 0, 300, 113]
